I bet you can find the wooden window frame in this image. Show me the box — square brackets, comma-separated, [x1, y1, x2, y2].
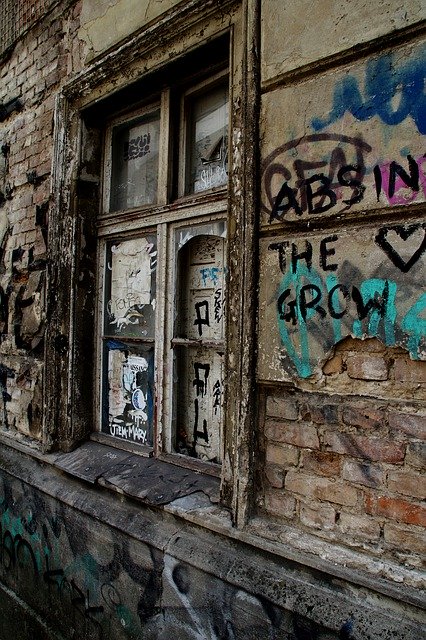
[95, 75, 230, 473]
[45, 0, 259, 525]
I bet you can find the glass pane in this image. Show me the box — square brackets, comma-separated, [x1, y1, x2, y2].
[186, 83, 228, 194]
[102, 341, 154, 446]
[110, 111, 160, 211]
[173, 346, 223, 463]
[104, 236, 157, 339]
[176, 234, 226, 340]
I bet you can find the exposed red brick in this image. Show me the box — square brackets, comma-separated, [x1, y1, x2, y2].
[387, 470, 425, 500]
[285, 471, 358, 506]
[394, 358, 426, 384]
[342, 460, 384, 488]
[299, 402, 338, 425]
[324, 432, 405, 463]
[266, 395, 298, 420]
[365, 495, 426, 527]
[316, 481, 359, 507]
[388, 411, 426, 440]
[346, 354, 389, 381]
[264, 491, 296, 520]
[338, 512, 381, 541]
[384, 523, 426, 554]
[301, 450, 341, 477]
[405, 442, 426, 470]
[265, 420, 319, 449]
[300, 501, 335, 531]
[322, 354, 343, 375]
[342, 405, 385, 430]
[285, 470, 326, 499]
[265, 464, 284, 489]
[266, 443, 299, 467]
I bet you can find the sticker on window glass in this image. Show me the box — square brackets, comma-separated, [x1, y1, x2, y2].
[110, 112, 160, 211]
[174, 346, 223, 463]
[105, 237, 157, 338]
[186, 84, 228, 194]
[104, 342, 154, 446]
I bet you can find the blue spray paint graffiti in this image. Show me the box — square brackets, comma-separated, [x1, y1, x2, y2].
[312, 46, 426, 134]
[274, 231, 426, 378]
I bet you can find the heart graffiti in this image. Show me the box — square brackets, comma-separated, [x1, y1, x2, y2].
[375, 224, 426, 273]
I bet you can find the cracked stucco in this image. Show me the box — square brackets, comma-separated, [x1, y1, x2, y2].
[79, 0, 181, 59]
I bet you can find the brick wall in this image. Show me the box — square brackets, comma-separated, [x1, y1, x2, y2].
[0, 0, 83, 439]
[260, 339, 425, 567]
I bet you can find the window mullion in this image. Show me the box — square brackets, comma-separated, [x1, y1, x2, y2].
[158, 88, 171, 205]
[154, 222, 168, 456]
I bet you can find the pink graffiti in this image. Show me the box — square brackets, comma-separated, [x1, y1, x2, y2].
[379, 154, 426, 205]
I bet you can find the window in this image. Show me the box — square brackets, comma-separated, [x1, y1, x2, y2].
[96, 72, 229, 467]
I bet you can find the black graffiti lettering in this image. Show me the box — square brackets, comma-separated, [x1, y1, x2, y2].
[337, 164, 366, 206]
[214, 289, 222, 323]
[2, 530, 14, 571]
[299, 285, 326, 321]
[261, 134, 373, 221]
[193, 363, 210, 397]
[277, 289, 297, 325]
[328, 284, 351, 319]
[352, 280, 390, 321]
[193, 399, 209, 443]
[294, 158, 327, 212]
[291, 241, 313, 273]
[304, 174, 337, 214]
[44, 554, 64, 587]
[213, 380, 221, 415]
[0, 527, 38, 576]
[373, 165, 382, 201]
[375, 224, 426, 273]
[194, 300, 210, 336]
[15, 534, 38, 575]
[388, 155, 419, 198]
[70, 579, 104, 616]
[270, 181, 301, 222]
[269, 242, 290, 274]
[319, 235, 338, 271]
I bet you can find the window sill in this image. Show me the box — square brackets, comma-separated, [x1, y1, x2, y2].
[53, 439, 220, 506]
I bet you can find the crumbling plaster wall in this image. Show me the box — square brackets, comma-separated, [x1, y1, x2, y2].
[0, 1, 86, 442]
[78, 0, 182, 60]
[258, 0, 426, 572]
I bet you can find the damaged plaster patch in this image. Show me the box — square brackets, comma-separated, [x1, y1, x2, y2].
[79, 0, 181, 58]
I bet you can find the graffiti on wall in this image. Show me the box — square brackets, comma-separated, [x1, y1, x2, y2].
[311, 46, 426, 135]
[259, 42, 425, 379]
[262, 134, 425, 223]
[261, 44, 426, 224]
[0, 473, 347, 640]
[260, 223, 425, 379]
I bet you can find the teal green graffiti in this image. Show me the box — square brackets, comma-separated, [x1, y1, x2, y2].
[352, 278, 397, 344]
[276, 272, 424, 378]
[277, 264, 325, 378]
[326, 274, 342, 344]
[402, 293, 426, 358]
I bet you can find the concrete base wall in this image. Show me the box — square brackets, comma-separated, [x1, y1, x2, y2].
[0, 442, 423, 640]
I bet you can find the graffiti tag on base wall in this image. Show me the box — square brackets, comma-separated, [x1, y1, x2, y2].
[259, 224, 425, 379]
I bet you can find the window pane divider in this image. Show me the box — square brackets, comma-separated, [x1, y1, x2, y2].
[171, 338, 224, 349]
[102, 335, 155, 344]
